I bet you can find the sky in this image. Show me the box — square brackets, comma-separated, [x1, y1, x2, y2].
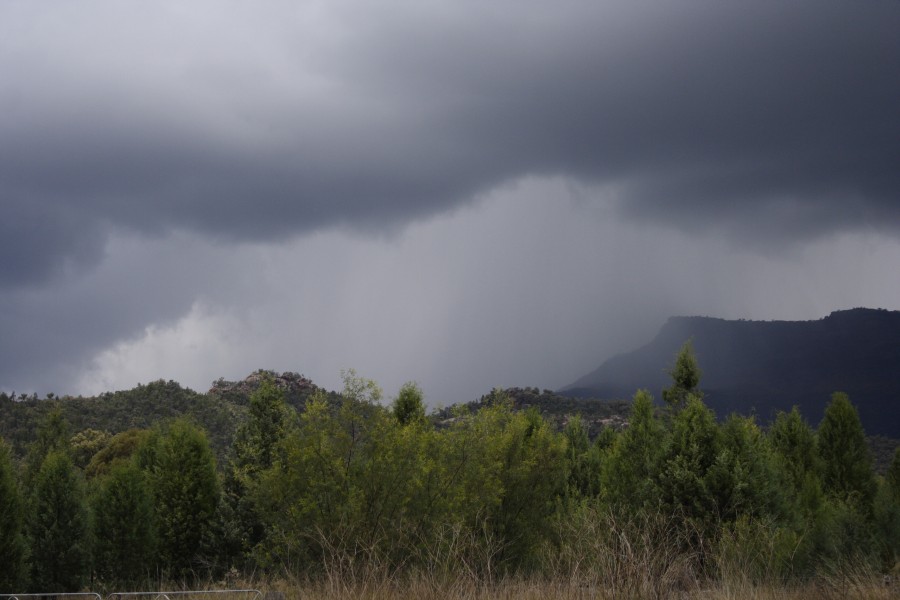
[1, 0, 899, 406]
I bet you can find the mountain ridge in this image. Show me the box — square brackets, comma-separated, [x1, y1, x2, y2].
[561, 307, 900, 437]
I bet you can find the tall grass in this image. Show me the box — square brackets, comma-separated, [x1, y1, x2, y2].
[109, 509, 897, 600]
[208, 508, 894, 600]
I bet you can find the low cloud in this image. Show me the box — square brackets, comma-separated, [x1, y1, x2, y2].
[2, 1, 899, 397]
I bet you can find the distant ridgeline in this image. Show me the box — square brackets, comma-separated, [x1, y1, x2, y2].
[562, 308, 900, 439]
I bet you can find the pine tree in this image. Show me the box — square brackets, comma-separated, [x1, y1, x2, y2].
[817, 392, 876, 508]
[147, 419, 220, 578]
[602, 389, 665, 511]
[28, 451, 91, 592]
[0, 437, 27, 590]
[91, 461, 156, 585]
[706, 414, 787, 523]
[769, 407, 821, 492]
[659, 395, 721, 523]
[662, 340, 702, 411]
[563, 414, 601, 498]
[887, 446, 900, 503]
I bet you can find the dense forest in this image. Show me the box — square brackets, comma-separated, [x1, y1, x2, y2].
[1, 345, 899, 597]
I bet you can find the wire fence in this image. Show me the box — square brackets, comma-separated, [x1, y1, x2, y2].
[2, 590, 262, 600]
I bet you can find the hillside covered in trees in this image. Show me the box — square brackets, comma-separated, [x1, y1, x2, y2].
[563, 308, 900, 438]
[2, 346, 900, 596]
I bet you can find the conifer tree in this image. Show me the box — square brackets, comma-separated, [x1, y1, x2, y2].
[147, 419, 220, 578]
[769, 407, 821, 492]
[602, 390, 665, 511]
[706, 414, 787, 523]
[0, 438, 27, 590]
[28, 451, 91, 592]
[662, 340, 702, 411]
[563, 414, 601, 498]
[659, 395, 721, 523]
[92, 461, 156, 585]
[887, 446, 900, 503]
[817, 392, 876, 508]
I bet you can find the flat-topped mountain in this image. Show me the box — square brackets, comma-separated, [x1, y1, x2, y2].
[562, 308, 900, 437]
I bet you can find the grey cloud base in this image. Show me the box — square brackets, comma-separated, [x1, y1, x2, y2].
[1, 0, 899, 398]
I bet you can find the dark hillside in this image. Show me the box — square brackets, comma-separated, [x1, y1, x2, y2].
[562, 308, 900, 438]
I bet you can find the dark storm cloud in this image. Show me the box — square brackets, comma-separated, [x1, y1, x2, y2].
[1, 0, 898, 291]
[0, 233, 226, 392]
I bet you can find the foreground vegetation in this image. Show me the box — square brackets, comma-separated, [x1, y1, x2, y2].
[1, 344, 899, 597]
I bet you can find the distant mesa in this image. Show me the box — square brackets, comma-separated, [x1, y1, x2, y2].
[560, 308, 900, 438]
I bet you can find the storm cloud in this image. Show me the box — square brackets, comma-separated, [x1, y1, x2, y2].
[1, 0, 899, 400]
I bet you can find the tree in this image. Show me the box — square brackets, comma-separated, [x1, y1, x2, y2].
[91, 461, 157, 585]
[0, 437, 27, 590]
[873, 447, 900, 568]
[885, 446, 900, 503]
[232, 376, 293, 477]
[70, 428, 111, 470]
[662, 340, 702, 411]
[706, 414, 787, 523]
[146, 419, 220, 578]
[393, 381, 426, 426]
[492, 407, 568, 568]
[23, 406, 70, 486]
[28, 451, 91, 592]
[659, 395, 721, 524]
[85, 428, 152, 479]
[602, 389, 665, 511]
[222, 375, 293, 566]
[769, 407, 820, 491]
[817, 392, 876, 508]
[254, 372, 428, 571]
[563, 415, 602, 498]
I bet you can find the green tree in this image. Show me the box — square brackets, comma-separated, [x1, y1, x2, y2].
[146, 419, 220, 578]
[85, 428, 152, 479]
[392, 381, 426, 426]
[91, 461, 157, 585]
[0, 437, 27, 590]
[769, 408, 821, 492]
[602, 390, 665, 511]
[23, 406, 70, 486]
[28, 451, 91, 592]
[254, 373, 429, 571]
[492, 407, 567, 568]
[563, 415, 602, 498]
[817, 392, 876, 508]
[659, 395, 721, 524]
[70, 428, 111, 470]
[706, 414, 787, 523]
[662, 340, 702, 411]
[222, 376, 293, 566]
[873, 447, 900, 568]
[886, 446, 900, 503]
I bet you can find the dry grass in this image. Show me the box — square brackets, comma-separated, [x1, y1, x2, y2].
[245, 574, 897, 600]
[156, 509, 898, 600]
